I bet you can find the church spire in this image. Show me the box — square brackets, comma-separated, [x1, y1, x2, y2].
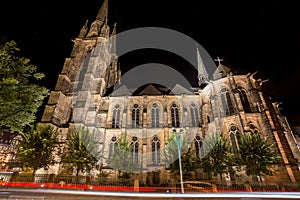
[196, 45, 209, 86]
[96, 0, 108, 22]
[87, 0, 109, 38]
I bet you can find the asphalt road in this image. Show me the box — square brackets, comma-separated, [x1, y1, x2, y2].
[1, 188, 300, 199]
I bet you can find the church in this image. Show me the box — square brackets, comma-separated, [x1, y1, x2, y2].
[38, 0, 300, 185]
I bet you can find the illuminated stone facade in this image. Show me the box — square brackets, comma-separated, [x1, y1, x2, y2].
[38, 0, 300, 184]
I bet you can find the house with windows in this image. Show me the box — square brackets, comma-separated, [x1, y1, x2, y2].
[37, 0, 300, 185]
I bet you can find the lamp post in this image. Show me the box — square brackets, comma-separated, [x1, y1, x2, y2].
[172, 127, 184, 194]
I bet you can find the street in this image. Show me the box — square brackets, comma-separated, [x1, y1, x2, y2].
[1, 188, 300, 200]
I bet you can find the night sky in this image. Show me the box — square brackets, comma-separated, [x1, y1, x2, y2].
[1, 0, 300, 129]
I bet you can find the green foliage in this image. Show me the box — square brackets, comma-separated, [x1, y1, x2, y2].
[60, 126, 101, 176]
[108, 134, 141, 177]
[200, 133, 236, 180]
[14, 125, 60, 174]
[163, 131, 199, 179]
[0, 41, 49, 132]
[238, 131, 280, 182]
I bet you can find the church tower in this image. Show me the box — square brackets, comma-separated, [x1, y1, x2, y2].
[40, 0, 119, 128]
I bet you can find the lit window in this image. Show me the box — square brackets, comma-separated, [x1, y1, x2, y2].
[238, 86, 251, 113]
[171, 103, 180, 128]
[112, 104, 121, 128]
[132, 104, 140, 128]
[190, 103, 200, 127]
[151, 103, 160, 128]
[194, 135, 203, 158]
[229, 125, 241, 158]
[131, 136, 139, 161]
[220, 88, 235, 116]
[151, 135, 161, 165]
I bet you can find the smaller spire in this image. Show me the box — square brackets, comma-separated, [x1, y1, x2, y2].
[112, 22, 117, 35]
[78, 20, 89, 38]
[111, 23, 117, 53]
[196, 45, 209, 86]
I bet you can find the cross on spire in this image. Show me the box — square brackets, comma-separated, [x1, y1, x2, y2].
[214, 57, 223, 65]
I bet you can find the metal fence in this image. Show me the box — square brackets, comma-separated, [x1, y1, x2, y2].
[1, 172, 300, 193]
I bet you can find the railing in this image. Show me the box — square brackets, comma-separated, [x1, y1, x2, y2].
[1, 172, 300, 193]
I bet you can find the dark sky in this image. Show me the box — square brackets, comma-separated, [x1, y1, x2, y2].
[1, 0, 300, 128]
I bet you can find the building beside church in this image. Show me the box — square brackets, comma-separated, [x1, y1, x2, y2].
[35, 0, 300, 185]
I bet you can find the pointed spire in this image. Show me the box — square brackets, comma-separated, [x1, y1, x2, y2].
[87, 0, 109, 38]
[196, 45, 209, 86]
[111, 23, 117, 53]
[96, 0, 108, 22]
[78, 20, 89, 38]
[112, 22, 117, 35]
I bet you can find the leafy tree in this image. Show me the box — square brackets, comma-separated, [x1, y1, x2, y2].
[162, 131, 199, 180]
[0, 41, 49, 132]
[14, 125, 60, 175]
[200, 133, 236, 182]
[60, 126, 101, 176]
[238, 131, 280, 182]
[108, 134, 141, 179]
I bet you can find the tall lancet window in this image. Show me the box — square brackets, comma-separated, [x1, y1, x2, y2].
[112, 104, 121, 128]
[131, 136, 139, 162]
[151, 135, 161, 165]
[151, 103, 160, 128]
[131, 104, 140, 128]
[194, 135, 203, 159]
[238, 86, 251, 113]
[171, 103, 180, 128]
[229, 125, 241, 158]
[109, 136, 117, 160]
[190, 103, 200, 127]
[220, 88, 235, 116]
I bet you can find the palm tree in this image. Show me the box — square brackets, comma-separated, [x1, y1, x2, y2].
[200, 133, 236, 182]
[108, 134, 141, 179]
[238, 131, 280, 182]
[162, 131, 199, 181]
[60, 126, 101, 176]
[14, 124, 60, 175]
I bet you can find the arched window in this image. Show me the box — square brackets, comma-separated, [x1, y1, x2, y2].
[112, 104, 121, 128]
[194, 135, 203, 158]
[151, 135, 161, 165]
[190, 103, 200, 127]
[151, 103, 160, 128]
[220, 88, 235, 116]
[238, 87, 251, 113]
[131, 136, 139, 161]
[171, 103, 180, 128]
[132, 104, 140, 128]
[229, 125, 241, 158]
[109, 136, 117, 159]
[209, 99, 216, 122]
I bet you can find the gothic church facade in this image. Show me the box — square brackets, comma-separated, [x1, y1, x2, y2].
[39, 0, 300, 184]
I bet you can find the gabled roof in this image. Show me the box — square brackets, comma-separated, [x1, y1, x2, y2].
[137, 84, 163, 95]
[170, 84, 194, 95]
[111, 85, 132, 96]
[213, 64, 231, 80]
